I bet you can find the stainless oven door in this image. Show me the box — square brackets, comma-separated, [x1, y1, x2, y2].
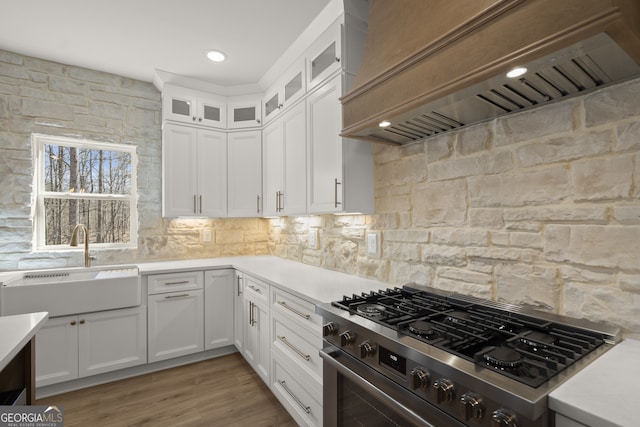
[321, 344, 466, 427]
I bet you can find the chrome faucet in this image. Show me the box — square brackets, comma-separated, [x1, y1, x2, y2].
[70, 224, 93, 267]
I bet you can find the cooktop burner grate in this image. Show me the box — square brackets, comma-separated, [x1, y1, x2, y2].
[333, 286, 605, 388]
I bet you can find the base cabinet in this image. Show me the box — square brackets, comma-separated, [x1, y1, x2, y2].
[204, 269, 234, 350]
[36, 306, 147, 387]
[240, 274, 271, 386]
[147, 271, 204, 363]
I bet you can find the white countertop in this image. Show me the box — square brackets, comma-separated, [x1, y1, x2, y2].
[549, 338, 640, 427]
[138, 255, 388, 304]
[0, 312, 48, 371]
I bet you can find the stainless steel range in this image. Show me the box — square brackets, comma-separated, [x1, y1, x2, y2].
[317, 285, 621, 427]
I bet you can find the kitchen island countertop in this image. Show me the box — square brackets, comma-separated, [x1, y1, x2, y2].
[0, 311, 48, 371]
[549, 338, 640, 427]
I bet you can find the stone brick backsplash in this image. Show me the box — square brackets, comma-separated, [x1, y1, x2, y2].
[0, 49, 268, 270]
[271, 77, 640, 339]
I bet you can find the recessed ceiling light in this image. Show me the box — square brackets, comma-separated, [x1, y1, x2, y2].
[206, 50, 226, 62]
[379, 120, 391, 128]
[506, 67, 527, 78]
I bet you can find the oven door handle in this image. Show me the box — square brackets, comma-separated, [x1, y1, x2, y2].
[320, 349, 438, 427]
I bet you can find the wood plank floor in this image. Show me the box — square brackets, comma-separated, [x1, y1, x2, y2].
[35, 353, 298, 427]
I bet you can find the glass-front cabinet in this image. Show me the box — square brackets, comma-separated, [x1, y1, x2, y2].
[162, 84, 226, 128]
[263, 60, 306, 125]
[227, 97, 262, 129]
[306, 21, 342, 91]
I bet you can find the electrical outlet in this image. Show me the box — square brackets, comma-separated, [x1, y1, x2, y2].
[201, 229, 213, 243]
[367, 231, 381, 258]
[309, 228, 319, 249]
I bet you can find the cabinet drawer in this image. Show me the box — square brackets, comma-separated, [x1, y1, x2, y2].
[272, 353, 322, 427]
[244, 275, 268, 303]
[272, 288, 322, 333]
[273, 314, 322, 383]
[147, 271, 203, 295]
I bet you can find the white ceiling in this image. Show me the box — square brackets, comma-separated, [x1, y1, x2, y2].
[0, 0, 332, 89]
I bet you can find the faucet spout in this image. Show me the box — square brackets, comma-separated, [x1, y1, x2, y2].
[70, 224, 92, 267]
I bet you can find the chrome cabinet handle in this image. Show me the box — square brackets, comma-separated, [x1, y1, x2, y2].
[279, 191, 284, 212]
[165, 293, 190, 299]
[237, 275, 242, 296]
[248, 285, 262, 293]
[278, 336, 310, 361]
[199, 195, 202, 214]
[277, 301, 311, 320]
[193, 195, 197, 214]
[334, 178, 342, 208]
[277, 380, 311, 414]
[256, 195, 261, 214]
[248, 301, 253, 326]
[165, 280, 189, 286]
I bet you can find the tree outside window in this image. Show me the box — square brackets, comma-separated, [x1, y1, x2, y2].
[33, 134, 137, 251]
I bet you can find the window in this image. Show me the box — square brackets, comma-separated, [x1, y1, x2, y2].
[32, 134, 137, 251]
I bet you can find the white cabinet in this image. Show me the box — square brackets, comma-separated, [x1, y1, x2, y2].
[306, 21, 342, 91]
[163, 85, 226, 129]
[233, 271, 245, 352]
[263, 62, 306, 125]
[270, 287, 324, 426]
[35, 306, 147, 387]
[204, 269, 234, 350]
[306, 74, 374, 214]
[227, 97, 262, 129]
[262, 102, 307, 216]
[147, 271, 204, 362]
[241, 274, 270, 386]
[162, 123, 227, 217]
[227, 130, 263, 217]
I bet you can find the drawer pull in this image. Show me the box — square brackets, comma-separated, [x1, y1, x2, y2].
[248, 285, 262, 293]
[278, 335, 310, 361]
[277, 301, 311, 320]
[164, 280, 190, 286]
[277, 380, 311, 414]
[165, 293, 190, 299]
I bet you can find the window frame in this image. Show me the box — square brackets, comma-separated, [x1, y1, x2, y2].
[32, 133, 138, 252]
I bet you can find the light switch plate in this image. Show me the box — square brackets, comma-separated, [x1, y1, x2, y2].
[309, 228, 319, 249]
[201, 229, 213, 243]
[366, 231, 381, 258]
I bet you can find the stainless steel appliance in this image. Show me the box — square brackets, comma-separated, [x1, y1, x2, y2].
[317, 285, 620, 427]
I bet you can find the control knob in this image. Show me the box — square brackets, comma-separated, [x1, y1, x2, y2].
[322, 322, 337, 337]
[359, 340, 376, 358]
[410, 368, 429, 389]
[459, 392, 484, 421]
[432, 378, 455, 404]
[491, 408, 517, 427]
[340, 330, 355, 346]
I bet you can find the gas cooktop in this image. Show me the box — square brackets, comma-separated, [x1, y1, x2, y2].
[331, 286, 606, 388]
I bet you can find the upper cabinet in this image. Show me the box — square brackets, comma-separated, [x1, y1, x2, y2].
[306, 21, 343, 91]
[263, 61, 306, 125]
[162, 84, 226, 129]
[228, 96, 262, 129]
[227, 130, 263, 217]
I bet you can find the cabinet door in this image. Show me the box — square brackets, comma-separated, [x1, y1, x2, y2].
[234, 272, 245, 352]
[204, 269, 234, 350]
[78, 306, 147, 378]
[35, 316, 78, 387]
[163, 90, 197, 124]
[228, 100, 262, 129]
[227, 131, 262, 217]
[198, 129, 227, 217]
[262, 120, 284, 216]
[244, 296, 270, 385]
[148, 290, 204, 362]
[162, 123, 198, 217]
[282, 102, 307, 215]
[263, 88, 281, 125]
[197, 95, 226, 128]
[307, 75, 343, 213]
[307, 22, 342, 90]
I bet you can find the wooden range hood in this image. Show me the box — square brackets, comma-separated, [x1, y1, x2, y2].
[341, 0, 640, 145]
